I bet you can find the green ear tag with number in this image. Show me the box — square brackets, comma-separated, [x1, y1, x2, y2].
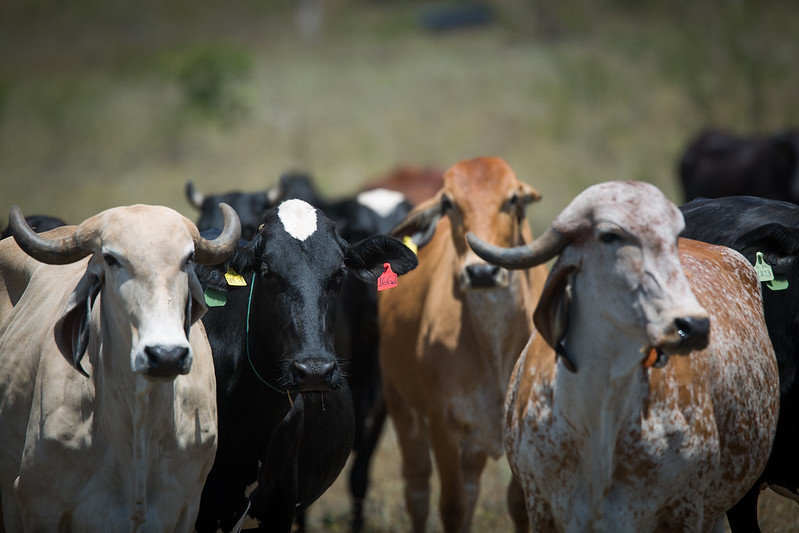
[204, 287, 227, 307]
[766, 275, 789, 291]
[754, 252, 774, 282]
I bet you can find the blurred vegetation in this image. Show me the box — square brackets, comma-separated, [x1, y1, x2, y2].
[0, 0, 797, 230]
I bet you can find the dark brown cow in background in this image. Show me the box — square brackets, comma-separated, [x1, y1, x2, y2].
[379, 157, 547, 533]
[679, 128, 799, 204]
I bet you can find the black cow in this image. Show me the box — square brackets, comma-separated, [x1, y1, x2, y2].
[187, 172, 414, 532]
[193, 199, 418, 533]
[680, 195, 799, 532]
[1, 214, 66, 239]
[186, 181, 271, 239]
[679, 129, 799, 204]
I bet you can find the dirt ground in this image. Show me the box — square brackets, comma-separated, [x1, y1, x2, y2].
[302, 423, 799, 532]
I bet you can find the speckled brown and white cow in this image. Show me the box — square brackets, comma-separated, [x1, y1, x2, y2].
[379, 157, 548, 533]
[468, 181, 780, 532]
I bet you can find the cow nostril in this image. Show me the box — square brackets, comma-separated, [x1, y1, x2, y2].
[292, 360, 337, 391]
[144, 346, 191, 378]
[675, 317, 710, 340]
[464, 264, 502, 288]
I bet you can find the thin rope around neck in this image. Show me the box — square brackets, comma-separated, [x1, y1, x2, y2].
[245, 273, 287, 395]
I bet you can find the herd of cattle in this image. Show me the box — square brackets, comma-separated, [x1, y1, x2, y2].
[0, 126, 798, 532]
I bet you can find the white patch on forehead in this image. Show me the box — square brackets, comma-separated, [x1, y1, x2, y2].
[278, 199, 317, 241]
[357, 188, 405, 218]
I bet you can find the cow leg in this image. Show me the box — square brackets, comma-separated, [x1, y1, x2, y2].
[506, 475, 529, 533]
[429, 419, 486, 533]
[349, 391, 388, 533]
[725, 486, 761, 533]
[386, 383, 432, 533]
[459, 446, 487, 532]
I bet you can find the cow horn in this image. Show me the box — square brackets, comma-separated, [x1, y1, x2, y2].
[185, 181, 205, 210]
[466, 227, 566, 270]
[194, 203, 241, 265]
[8, 206, 90, 265]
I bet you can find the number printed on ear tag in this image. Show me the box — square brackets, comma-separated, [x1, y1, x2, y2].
[377, 263, 399, 291]
[754, 252, 774, 282]
[225, 267, 247, 286]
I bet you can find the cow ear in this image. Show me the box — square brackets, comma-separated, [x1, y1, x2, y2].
[533, 264, 576, 352]
[54, 269, 103, 377]
[344, 235, 419, 283]
[389, 192, 447, 249]
[186, 269, 209, 333]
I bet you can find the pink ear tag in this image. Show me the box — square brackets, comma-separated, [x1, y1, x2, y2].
[377, 263, 399, 291]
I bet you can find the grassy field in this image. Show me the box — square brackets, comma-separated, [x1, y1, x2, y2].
[2, 0, 799, 530]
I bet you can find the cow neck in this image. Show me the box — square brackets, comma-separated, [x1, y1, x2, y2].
[245, 272, 294, 403]
[95, 303, 165, 527]
[554, 299, 651, 509]
[462, 270, 532, 387]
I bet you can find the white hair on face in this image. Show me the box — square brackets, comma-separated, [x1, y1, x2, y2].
[278, 199, 318, 241]
[357, 189, 405, 218]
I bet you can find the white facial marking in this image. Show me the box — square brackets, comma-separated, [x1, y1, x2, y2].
[278, 199, 318, 241]
[357, 188, 405, 218]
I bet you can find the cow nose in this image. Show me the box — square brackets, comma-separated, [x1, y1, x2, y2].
[144, 345, 191, 378]
[291, 360, 336, 392]
[463, 264, 505, 289]
[674, 316, 710, 351]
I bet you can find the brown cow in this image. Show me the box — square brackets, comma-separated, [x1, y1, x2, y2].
[379, 157, 547, 532]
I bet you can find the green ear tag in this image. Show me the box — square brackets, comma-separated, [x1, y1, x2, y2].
[754, 252, 775, 282]
[204, 287, 227, 307]
[766, 275, 790, 291]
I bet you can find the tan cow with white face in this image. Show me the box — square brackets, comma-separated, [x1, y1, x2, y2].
[379, 157, 548, 533]
[0, 204, 239, 532]
[469, 181, 779, 532]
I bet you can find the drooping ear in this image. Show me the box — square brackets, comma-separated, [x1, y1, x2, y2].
[344, 235, 419, 283]
[533, 264, 576, 352]
[54, 269, 103, 377]
[389, 192, 448, 249]
[185, 268, 209, 335]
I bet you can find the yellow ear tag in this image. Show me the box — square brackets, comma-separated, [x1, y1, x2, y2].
[403, 236, 418, 256]
[225, 267, 247, 286]
[754, 252, 774, 282]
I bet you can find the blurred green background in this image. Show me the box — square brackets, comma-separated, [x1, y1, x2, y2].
[2, 0, 797, 232]
[2, 1, 799, 530]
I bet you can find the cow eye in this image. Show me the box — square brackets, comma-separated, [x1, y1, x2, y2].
[441, 195, 454, 213]
[103, 254, 119, 267]
[598, 232, 624, 245]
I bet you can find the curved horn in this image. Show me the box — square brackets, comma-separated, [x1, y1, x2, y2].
[185, 181, 205, 210]
[8, 206, 90, 265]
[466, 227, 566, 270]
[194, 203, 241, 265]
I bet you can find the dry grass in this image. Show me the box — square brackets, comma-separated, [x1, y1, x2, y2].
[2, 1, 799, 530]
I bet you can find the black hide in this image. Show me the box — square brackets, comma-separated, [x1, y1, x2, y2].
[680, 195, 799, 533]
[679, 129, 799, 204]
[194, 203, 417, 533]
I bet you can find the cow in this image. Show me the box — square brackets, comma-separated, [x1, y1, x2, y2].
[0, 203, 240, 532]
[361, 164, 445, 206]
[467, 181, 780, 531]
[186, 180, 273, 239]
[679, 195, 799, 531]
[378, 156, 548, 532]
[187, 172, 414, 532]
[678, 128, 799, 204]
[0, 214, 66, 239]
[193, 198, 418, 533]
